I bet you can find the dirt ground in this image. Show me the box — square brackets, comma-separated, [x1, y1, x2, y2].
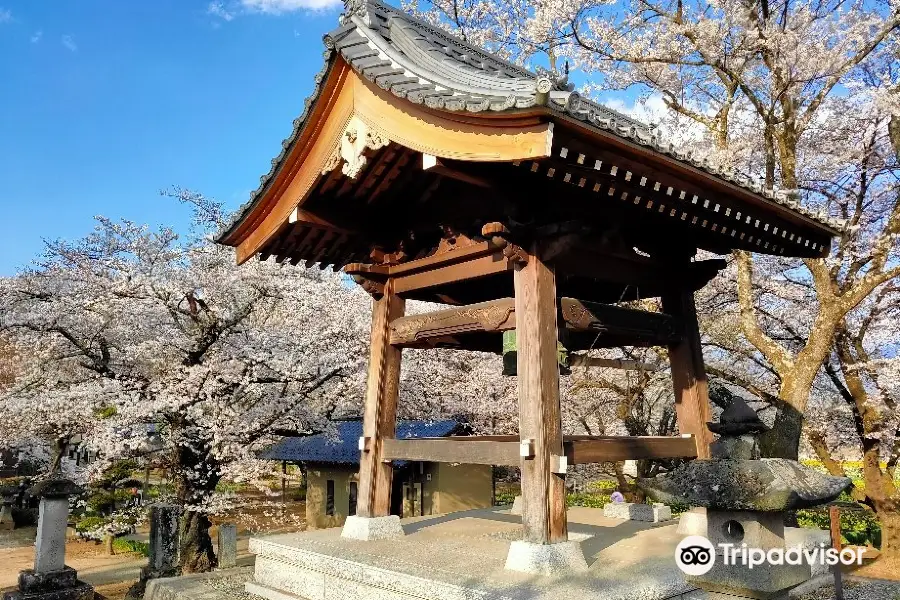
[0, 498, 306, 600]
[852, 554, 900, 581]
[0, 537, 146, 591]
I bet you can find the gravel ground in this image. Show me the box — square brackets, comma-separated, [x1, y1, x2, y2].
[798, 577, 900, 600]
[201, 572, 254, 600]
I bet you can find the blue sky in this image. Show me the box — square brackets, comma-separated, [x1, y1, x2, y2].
[0, 0, 349, 275]
[0, 0, 647, 276]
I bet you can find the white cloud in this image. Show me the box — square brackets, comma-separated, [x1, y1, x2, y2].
[30, 30, 42, 43]
[240, 0, 343, 13]
[208, 1, 235, 21]
[603, 94, 670, 125]
[61, 34, 77, 52]
[0, 8, 12, 23]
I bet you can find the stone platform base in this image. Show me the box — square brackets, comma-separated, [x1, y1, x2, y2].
[604, 503, 673, 523]
[143, 566, 253, 600]
[2, 567, 94, 600]
[340, 515, 405, 541]
[504, 538, 589, 575]
[247, 507, 694, 600]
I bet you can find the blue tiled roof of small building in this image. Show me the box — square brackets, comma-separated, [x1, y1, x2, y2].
[261, 419, 460, 464]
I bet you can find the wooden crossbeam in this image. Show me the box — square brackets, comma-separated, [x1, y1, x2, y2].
[553, 249, 726, 292]
[568, 355, 661, 371]
[379, 435, 698, 467]
[394, 253, 514, 294]
[423, 153, 494, 188]
[561, 298, 682, 347]
[389, 298, 516, 346]
[381, 438, 521, 466]
[564, 435, 698, 464]
[344, 240, 517, 296]
[388, 297, 680, 349]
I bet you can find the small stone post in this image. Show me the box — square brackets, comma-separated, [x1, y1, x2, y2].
[3, 477, 94, 600]
[217, 523, 237, 569]
[125, 503, 181, 600]
[145, 504, 181, 578]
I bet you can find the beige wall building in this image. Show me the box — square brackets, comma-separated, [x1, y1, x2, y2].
[264, 419, 495, 530]
[305, 461, 492, 530]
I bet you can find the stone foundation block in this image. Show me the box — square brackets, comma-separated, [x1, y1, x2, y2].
[18, 568, 79, 593]
[678, 507, 707, 535]
[509, 496, 523, 516]
[688, 560, 810, 600]
[504, 539, 589, 575]
[3, 582, 94, 600]
[680, 590, 788, 600]
[2, 567, 94, 600]
[340, 515, 405, 541]
[603, 502, 672, 522]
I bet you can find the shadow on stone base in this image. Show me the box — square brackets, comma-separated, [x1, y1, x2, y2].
[504, 538, 590, 575]
[687, 561, 811, 600]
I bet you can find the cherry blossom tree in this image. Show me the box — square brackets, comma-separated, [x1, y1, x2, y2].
[0, 189, 525, 571]
[0, 191, 376, 571]
[413, 0, 900, 559]
[412, 0, 900, 459]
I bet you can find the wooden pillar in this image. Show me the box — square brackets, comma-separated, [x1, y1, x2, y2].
[661, 287, 714, 459]
[357, 279, 405, 518]
[514, 247, 568, 544]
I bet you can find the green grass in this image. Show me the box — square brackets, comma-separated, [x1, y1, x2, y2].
[566, 492, 612, 508]
[796, 504, 882, 548]
[74, 516, 106, 533]
[112, 537, 150, 556]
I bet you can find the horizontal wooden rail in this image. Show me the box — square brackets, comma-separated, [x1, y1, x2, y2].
[390, 298, 515, 346]
[381, 435, 697, 468]
[389, 296, 681, 350]
[569, 355, 662, 371]
[344, 241, 515, 296]
[564, 435, 698, 464]
[381, 438, 522, 466]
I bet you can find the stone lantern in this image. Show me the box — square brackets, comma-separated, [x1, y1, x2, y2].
[0, 485, 17, 531]
[3, 477, 94, 600]
[639, 399, 851, 599]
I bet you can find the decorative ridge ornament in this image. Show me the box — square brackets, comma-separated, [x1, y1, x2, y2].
[322, 116, 391, 179]
[341, 0, 369, 24]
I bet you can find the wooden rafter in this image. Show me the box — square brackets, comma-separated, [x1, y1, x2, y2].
[227, 62, 554, 264]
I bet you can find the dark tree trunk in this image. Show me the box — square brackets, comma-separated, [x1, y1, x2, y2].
[758, 403, 803, 460]
[179, 511, 217, 573]
[171, 436, 221, 574]
[875, 499, 900, 562]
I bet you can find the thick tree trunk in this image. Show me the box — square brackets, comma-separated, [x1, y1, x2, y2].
[875, 499, 900, 561]
[758, 402, 803, 459]
[179, 511, 217, 574]
[171, 440, 221, 574]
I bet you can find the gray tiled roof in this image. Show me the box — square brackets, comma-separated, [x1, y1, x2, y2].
[217, 0, 842, 242]
[261, 419, 460, 464]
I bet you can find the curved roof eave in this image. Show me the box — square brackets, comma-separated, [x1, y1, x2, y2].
[217, 0, 843, 245]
